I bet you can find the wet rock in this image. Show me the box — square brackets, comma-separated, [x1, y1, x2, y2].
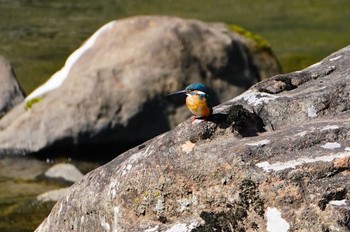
[44, 163, 84, 183]
[35, 45, 350, 231]
[0, 16, 280, 158]
[0, 56, 25, 117]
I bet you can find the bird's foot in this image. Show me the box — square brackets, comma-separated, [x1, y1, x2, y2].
[191, 116, 206, 124]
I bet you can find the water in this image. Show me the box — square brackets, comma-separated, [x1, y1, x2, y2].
[0, 156, 99, 232]
[0, 0, 349, 94]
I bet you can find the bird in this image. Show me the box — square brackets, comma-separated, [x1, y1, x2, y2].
[168, 83, 213, 119]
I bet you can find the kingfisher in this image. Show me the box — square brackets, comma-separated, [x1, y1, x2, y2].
[168, 83, 213, 119]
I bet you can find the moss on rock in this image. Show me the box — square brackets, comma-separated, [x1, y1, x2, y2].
[25, 97, 42, 110]
[227, 24, 271, 50]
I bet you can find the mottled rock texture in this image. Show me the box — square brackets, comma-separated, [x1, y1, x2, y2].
[0, 56, 25, 117]
[36, 46, 350, 231]
[0, 16, 280, 157]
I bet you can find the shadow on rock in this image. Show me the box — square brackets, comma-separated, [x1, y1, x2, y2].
[208, 105, 265, 137]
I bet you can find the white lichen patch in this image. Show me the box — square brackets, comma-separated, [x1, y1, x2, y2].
[100, 217, 111, 232]
[58, 200, 64, 214]
[128, 144, 153, 164]
[121, 163, 133, 176]
[109, 181, 119, 199]
[296, 131, 307, 137]
[166, 223, 187, 232]
[178, 198, 192, 212]
[345, 147, 350, 151]
[188, 221, 202, 230]
[329, 199, 347, 206]
[266, 207, 290, 232]
[127, 163, 132, 171]
[26, 21, 116, 101]
[246, 139, 270, 146]
[329, 55, 342, 61]
[145, 225, 160, 232]
[181, 141, 195, 154]
[166, 221, 201, 232]
[112, 206, 120, 231]
[307, 105, 317, 118]
[119, 145, 153, 177]
[257, 152, 350, 172]
[234, 90, 279, 107]
[153, 198, 165, 213]
[321, 142, 341, 150]
[110, 188, 116, 199]
[321, 125, 339, 131]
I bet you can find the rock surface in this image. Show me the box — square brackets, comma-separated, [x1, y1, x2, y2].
[44, 163, 84, 183]
[36, 46, 350, 231]
[37, 188, 69, 203]
[0, 16, 280, 157]
[0, 56, 25, 117]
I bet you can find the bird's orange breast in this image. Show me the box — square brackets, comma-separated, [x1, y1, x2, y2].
[186, 94, 212, 117]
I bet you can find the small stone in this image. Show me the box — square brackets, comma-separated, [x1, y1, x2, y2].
[44, 163, 84, 183]
[37, 188, 69, 202]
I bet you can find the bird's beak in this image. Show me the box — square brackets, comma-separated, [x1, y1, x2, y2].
[167, 89, 187, 96]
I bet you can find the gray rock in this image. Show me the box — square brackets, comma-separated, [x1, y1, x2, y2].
[0, 56, 25, 117]
[37, 188, 69, 202]
[35, 45, 350, 231]
[0, 16, 280, 157]
[44, 163, 84, 183]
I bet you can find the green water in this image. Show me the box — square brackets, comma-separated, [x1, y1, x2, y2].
[0, 156, 100, 232]
[0, 0, 349, 94]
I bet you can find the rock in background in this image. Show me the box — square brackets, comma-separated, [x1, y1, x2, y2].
[0, 16, 280, 158]
[0, 56, 25, 117]
[36, 45, 350, 231]
[0, 156, 99, 232]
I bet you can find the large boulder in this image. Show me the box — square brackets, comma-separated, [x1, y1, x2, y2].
[36, 46, 350, 231]
[0, 56, 25, 117]
[0, 16, 280, 157]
